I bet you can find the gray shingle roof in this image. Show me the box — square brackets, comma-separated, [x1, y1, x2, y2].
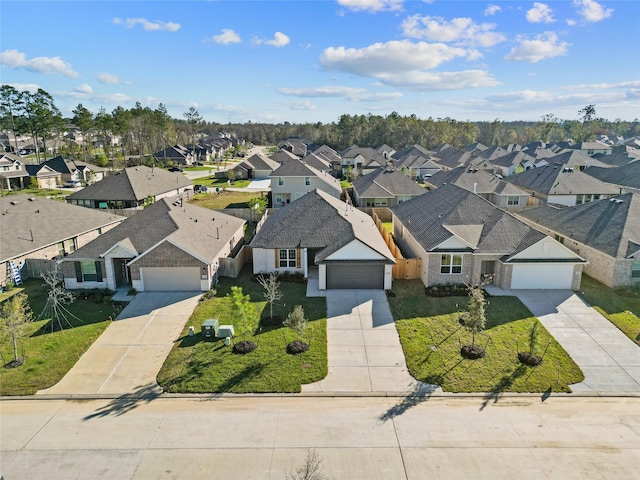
[0, 194, 125, 262]
[519, 193, 640, 258]
[67, 165, 192, 202]
[352, 167, 426, 198]
[271, 159, 341, 191]
[250, 189, 394, 263]
[66, 197, 245, 264]
[270, 149, 299, 163]
[505, 164, 619, 196]
[426, 167, 529, 196]
[584, 162, 640, 190]
[391, 183, 546, 256]
[241, 153, 280, 172]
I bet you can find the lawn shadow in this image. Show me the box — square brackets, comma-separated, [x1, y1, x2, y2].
[217, 362, 266, 392]
[83, 383, 161, 420]
[479, 364, 527, 411]
[379, 384, 440, 422]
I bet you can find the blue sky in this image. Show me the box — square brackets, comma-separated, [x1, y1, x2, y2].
[1, 0, 638, 124]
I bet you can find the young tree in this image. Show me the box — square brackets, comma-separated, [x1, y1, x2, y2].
[459, 285, 487, 358]
[226, 169, 236, 183]
[256, 272, 282, 322]
[227, 286, 256, 353]
[247, 196, 268, 222]
[40, 262, 78, 332]
[284, 305, 309, 354]
[0, 293, 32, 367]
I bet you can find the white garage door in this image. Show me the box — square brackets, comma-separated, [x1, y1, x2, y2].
[141, 267, 201, 291]
[510, 264, 574, 289]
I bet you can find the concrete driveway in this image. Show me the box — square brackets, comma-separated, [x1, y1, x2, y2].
[488, 288, 640, 393]
[302, 290, 438, 394]
[37, 292, 201, 396]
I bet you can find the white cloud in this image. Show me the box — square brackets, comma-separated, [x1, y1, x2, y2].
[3, 83, 40, 93]
[376, 70, 500, 91]
[0, 49, 79, 77]
[74, 84, 93, 94]
[401, 15, 505, 47]
[112, 17, 180, 32]
[278, 86, 366, 97]
[265, 32, 290, 48]
[337, 0, 403, 12]
[484, 4, 502, 16]
[96, 72, 123, 84]
[566, 18, 577, 26]
[526, 3, 556, 23]
[352, 92, 404, 102]
[321, 40, 468, 76]
[573, 0, 613, 22]
[504, 32, 570, 63]
[285, 101, 316, 111]
[212, 28, 241, 45]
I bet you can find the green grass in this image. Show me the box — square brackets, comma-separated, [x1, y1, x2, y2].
[0, 285, 25, 304]
[340, 180, 352, 189]
[196, 177, 252, 189]
[388, 280, 584, 393]
[0, 279, 118, 395]
[190, 190, 263, 209]
[577, 275, 640, 345]
[158, 268, 327, 393]
[3, 187, 68, 198]
[381, 222, 393, 233]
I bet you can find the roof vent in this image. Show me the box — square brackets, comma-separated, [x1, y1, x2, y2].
[609, 198, 615, 202]
[10, 201, 18, 205]
[28, 197, 35, 201]
[615, 199, 624, 204]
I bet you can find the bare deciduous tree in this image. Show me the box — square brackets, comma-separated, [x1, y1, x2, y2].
[40, 262, 78, 332]
[257, 272, 282, 321]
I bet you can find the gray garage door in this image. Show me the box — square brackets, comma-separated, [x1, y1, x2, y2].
[326, 263, 385, 289]
[141, 267, 201, 291]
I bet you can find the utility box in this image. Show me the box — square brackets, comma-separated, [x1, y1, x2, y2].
[201, 319, 219, 338]
[218, 325, 234, 338]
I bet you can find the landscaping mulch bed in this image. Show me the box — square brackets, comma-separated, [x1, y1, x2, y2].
[286, 340, 309, 355]
[233, 340, 257, 354]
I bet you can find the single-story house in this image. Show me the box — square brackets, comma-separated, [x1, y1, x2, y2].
[66, 165, 192, 210]
[251, 189, 395, 290]
[351, 167, 426, 207]
[152, 144, 194, 166]
[62, 197, 245, 292]
[270, 159, 342, 207]
[518, 193, 640, 288]
[391, 184, 586, 290]
[0, 194, 125, 288]
[230, 153, 280, 179]
[25, 164, 62, 189]
[41, 156, 106, 184]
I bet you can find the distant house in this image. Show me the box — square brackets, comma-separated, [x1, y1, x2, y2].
[340, 145, 381, 175]
[152, 144, 194, 166]
[391, 184, 586, 290]
[270, 149, 299, 164]
[351, 167, 426, 207]
[299, 152, 333, 174]
[519, 193, 640, 288]
[584, 161, 640, 195]
[270, 159, 342, 207]
[66, 165, 192, 210]
[230, 153, 280, 179]
[0, 194, 124, 288]
[425, 167, 530, 211]
[311, 145, 342, 176]
[568, 142, 612, 156]
[61, 198, 245, 292]
[41, 156, 106, 184]
[430, 146, 477, 171]
[472, 151, 536, 177]
[279, 137, 309, 158]
[504, 163, 619, 206]
[251, 189, 395, 289]
[0, 153, 29, 190]
[25, 164, 61, 189]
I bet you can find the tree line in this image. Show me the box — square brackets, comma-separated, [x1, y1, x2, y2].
[2, 85, 638, 166]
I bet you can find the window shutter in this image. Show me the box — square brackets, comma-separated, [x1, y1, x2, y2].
[95, 261, 103, 282]
[75, 262, 83, 282]
[274, 249, 278, 268]
[296, 249, 301, 269]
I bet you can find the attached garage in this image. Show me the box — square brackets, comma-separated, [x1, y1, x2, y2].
[510, 263, 574, 289]
[326, 263, 385, 289]
[141, 267, 201, 291]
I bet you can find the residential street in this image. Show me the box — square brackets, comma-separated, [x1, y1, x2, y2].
[1, 396, 638, 479]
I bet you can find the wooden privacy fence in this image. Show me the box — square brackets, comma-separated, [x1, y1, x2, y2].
[370, 211, 421, 280]
[219, 245, 252, 279]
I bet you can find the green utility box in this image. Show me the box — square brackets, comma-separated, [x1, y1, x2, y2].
[201, 319, 219, 338]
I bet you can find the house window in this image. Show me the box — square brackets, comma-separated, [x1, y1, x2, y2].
[440, 254, 462, 274]
[632, 261, 640, 278]
[397, 195, 411, 204]
[507, 196, 520, 206]
[374, 198, 388, 206]
[66, 238, 76, 254]
[96, 228, 102, 236]
[81, 261, 97, 281]
[278, 177, 284, 186]
[304, 176, 311, 186]
[554, 234, 565, 244]
[576, 194, 584, 205]
[279, 249, 297, 268]
[57, 242, 65, 257]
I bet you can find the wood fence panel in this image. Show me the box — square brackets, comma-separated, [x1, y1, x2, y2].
[392, 258, 422, 279]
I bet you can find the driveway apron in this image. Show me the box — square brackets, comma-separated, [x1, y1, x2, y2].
[37, 292, 201, 396]
[302, 290, 438, 394]
[509, 289, 640, 393]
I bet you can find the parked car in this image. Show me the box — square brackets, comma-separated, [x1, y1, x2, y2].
[168, 166, 183, 172]
[63, 180, 82, 188]
[194, 184, 208, 193]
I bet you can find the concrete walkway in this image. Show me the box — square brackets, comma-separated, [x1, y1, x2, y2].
[302, 289, 438, 394]
[486, 287, 640, 393]
[37, 292, 201, 396]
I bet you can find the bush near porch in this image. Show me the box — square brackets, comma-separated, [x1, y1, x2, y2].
[388, 279, 584, 393]
[157, 268, 327, 393]
[0, 279, 118, 395]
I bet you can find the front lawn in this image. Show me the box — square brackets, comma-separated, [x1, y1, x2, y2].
[190, 190, 262, 209]
[0, 280, 119, 395]
[388, 280, 584, 393]
[577, 274, 640, 345]
[157, 268, 327, 393]
[193, 176, 252, 189]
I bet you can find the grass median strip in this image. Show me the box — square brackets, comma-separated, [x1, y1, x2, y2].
[388, 280, 584, 393]
[158, 269, 327, 393]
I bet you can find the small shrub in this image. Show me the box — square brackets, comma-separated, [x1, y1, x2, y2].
[200, 289, 217, 302]
[127, 287, 137, 296]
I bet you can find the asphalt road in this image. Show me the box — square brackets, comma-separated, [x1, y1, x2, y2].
[1, 396, 638, 479]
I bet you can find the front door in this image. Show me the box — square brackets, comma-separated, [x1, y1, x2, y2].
[481, 260, 495, 283]
[113, 258, 131, 287]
